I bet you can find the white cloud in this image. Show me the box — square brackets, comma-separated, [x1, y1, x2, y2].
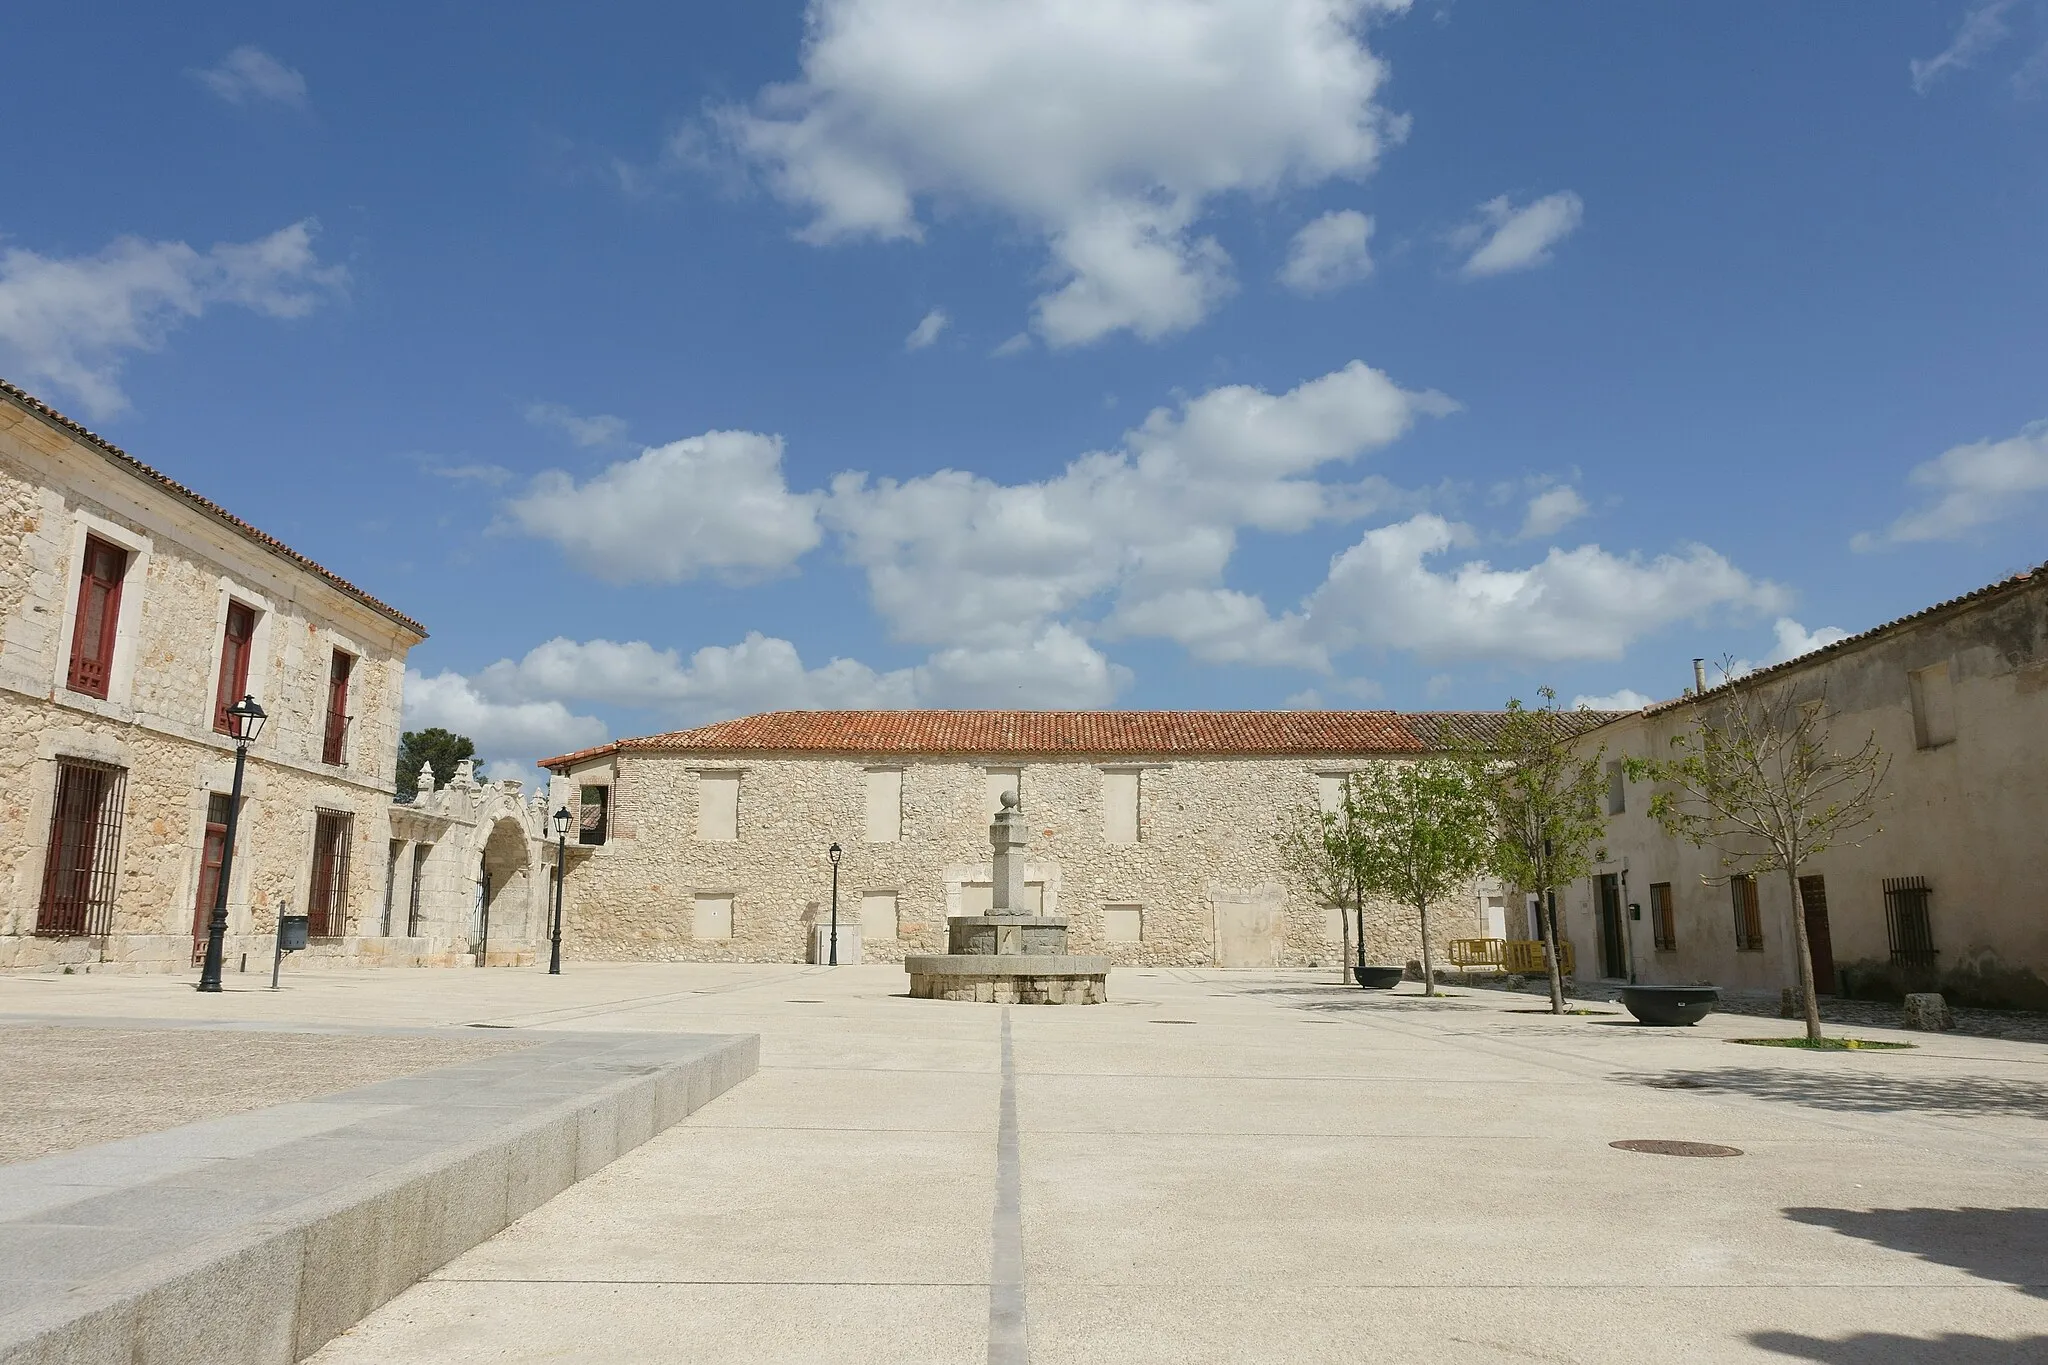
[1910, 1, 2016, 93]
[1279, 209, 1375, 294]
[504, 430, 824, 584]
[0, 221, 345, 417]
[1303, 513, 1786, 663]
[904, 307, 949, 351]
[1100, 589, 1325, 669]
[1572, 688, 1653, 712]
[825, 360, 1451, 651]
[1518, 485, 1588, 539]
[725, 0, 1411, 345]
[1766, 617, 1849, 665]
[1455, 191, 1584, 278]
[1853, 419, 2048, 548]
[426, 462, 514, 487]
[191, 46, 308, 108]
[525, 402, 628, 447]
[991, 332, 1032, 358]
[916, 624, 1130, 707]
[403, 669, 608, 770]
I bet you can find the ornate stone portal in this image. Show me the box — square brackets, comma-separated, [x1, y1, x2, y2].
[905, 791, 1110, 1004]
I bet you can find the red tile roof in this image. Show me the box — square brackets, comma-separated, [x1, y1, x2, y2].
[540, 708, 1629, 770]
[0, 378, 427, 639]
[1638, 558, 2048, 719]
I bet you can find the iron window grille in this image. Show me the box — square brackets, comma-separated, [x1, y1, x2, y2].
[37, 758, 128, 936]
[1730, 874, 1764, 951]
[1883, 876, 1938, 973]
[308, 811, 353, 938]
[1650, 882, 1676, 951]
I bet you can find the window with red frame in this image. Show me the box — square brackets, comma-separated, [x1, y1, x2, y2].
[214, 604, 257, 732]
[66, 537, 128, 698]
[322, 650, 353, 765]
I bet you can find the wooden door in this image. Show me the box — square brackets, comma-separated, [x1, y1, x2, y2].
[1597, 874, 1627, 979]
[190, 795, 231, 964]
[1798, 874, 1836, 995]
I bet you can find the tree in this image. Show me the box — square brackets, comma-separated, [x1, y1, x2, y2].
[1626, 666, 1889, 1043]
[397, 727, 476, 800]
[1276, 783, 1367, 982]
[1343, 757, 1493, 998]
[1450, 690, 1609, 1016]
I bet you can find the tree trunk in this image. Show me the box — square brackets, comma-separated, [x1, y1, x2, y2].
[1339, 897, 1352, 986]
[1541, 887, 1565, 1015]
[1355, 884, 1367, 971]
[1418, 895, 1437, 997]
[1786, 866, 1824, 1043]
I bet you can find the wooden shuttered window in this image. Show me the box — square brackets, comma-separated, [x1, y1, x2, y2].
[214, 604, 257, 732]
[1649, 882, 1676, 952]
[66, 537, 128, 699]
[321, 650, 354, 766]
[308, 811, 352, 937]
[37, 759, 128, 936]
[1730, 874, 1764, 951]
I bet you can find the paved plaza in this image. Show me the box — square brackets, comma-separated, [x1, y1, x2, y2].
[6, 965, 2047, 1363]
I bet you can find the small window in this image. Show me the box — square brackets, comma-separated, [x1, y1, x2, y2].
[864, 768, 902, 843]
[578, 786, 609, 846]
[1103, 903, 1144, 942]
[1605, 760, 1626, 816]
[984, 768, 1021, 819]
[692, 892, 734, 941]
[1102, 770, 1140, 845]
[1314, 773, 1346, 815]
[697, 772, 739, 841]
[1730, 874, 1763, 951]
[1907, 663, 1956, 749]
[322, 650, 354, 766]
[37, 758, 127, 935]
[214, 603, 257, 733]
[66, 536, 128, 699]
[1650, 882, 1676, 951]
[860, 891, 899, 943]
[1882, 876, 1937, 972]
[309, 811, 353, 937]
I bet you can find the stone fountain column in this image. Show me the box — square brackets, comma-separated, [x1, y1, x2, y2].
[905, 791, 1110, 1004]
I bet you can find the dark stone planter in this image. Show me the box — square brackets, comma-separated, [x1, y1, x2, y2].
[1353, 965, 1405, 989]
[1621, 985, 1720, 1026]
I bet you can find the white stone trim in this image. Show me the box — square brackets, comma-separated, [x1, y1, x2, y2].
[51, 510, 152, 712]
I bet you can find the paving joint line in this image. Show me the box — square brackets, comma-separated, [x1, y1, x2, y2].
[989, 1006, 1028, 1365]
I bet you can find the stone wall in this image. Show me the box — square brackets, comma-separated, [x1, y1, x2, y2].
[0, 390, 424, 972]
[551, 751, 1494, 969]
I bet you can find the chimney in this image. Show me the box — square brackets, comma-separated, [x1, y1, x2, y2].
[1692, 658, 1707, 694]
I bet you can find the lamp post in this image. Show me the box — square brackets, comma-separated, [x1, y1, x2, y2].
[826, 842, 842, 966]
[197, 695, 266, 993]
[549, 805, 570, 975]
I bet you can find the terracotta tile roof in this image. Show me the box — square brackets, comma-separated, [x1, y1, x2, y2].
[1638, 558, 2048, 720]
[1403, 710, 1626, 748]
[540, 707, 1634, 770]
[0, 378, 427, 639]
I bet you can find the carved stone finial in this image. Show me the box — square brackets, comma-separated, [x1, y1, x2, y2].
[417, 761, 436, 795]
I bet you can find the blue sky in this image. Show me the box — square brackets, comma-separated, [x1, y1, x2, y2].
[4, 1, 2045, 777]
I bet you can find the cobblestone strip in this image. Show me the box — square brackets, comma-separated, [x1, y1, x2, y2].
[990, 1007, 1028, 1365]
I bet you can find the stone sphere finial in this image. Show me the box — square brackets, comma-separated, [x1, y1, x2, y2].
[999, 789, 1018, 810]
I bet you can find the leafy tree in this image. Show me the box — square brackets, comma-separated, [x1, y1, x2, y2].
[1450, 690, 1609, 1015]
[396, 727, 476, 800]
[1627, 665, 1888, 1044]
[1343, 757, 1493, 997]
[1276, 780, 1368, 980]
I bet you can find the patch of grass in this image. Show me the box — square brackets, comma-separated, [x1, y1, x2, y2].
[1729, 1037, 1914, 1051]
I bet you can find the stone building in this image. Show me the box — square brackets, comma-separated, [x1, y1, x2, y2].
[385, 759, 554, 967]
[0, 378, 426, 973]
[1561, 561, 2048, 1010]
[537, 710, 1601, 969]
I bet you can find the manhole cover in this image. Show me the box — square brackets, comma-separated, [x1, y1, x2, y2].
[1610, 1139, 1743, 1158]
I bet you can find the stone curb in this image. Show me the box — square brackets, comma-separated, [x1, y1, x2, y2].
[0, 1031, 758, 1365]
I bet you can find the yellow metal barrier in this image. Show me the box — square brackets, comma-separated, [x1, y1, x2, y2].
[1450, 937, 1575, 976]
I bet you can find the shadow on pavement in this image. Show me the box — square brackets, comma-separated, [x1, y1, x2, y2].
[1621, 1067, 2048, 1118]
[1780, 1205, 2048, 1298]
[1751, 1331, 2048, 1363]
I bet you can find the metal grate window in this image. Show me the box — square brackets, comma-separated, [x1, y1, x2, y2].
[37, 759, 128, 936]
[308, 811, 353, 937]
[1650, 882, 1676, 951]
[1883, 876, 1938, 972]
[1730, 874, 1764, 951]
[578, 786, 609, 846]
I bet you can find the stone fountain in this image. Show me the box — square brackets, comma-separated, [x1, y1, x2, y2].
[905, 791, 1110, 1005]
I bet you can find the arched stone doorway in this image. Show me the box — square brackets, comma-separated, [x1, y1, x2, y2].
[477, 817, 534, 965]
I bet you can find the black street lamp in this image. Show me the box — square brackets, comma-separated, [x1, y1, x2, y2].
[197, 695, 266, 993]
[826, 842, 842, 966]
[549, 804, 571, 975]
